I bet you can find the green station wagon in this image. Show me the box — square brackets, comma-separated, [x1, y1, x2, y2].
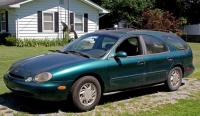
[4, 29, 194, 111]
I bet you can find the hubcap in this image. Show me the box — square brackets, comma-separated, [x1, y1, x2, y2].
[79, 83, 97, 106]
[170, 69, 181, 87]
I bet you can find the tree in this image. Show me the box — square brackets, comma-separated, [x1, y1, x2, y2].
[182, 0, 200, 24]
[95, 0, 155, 28]
[141, 9, 187, 35]
[155, 0, 200, 24]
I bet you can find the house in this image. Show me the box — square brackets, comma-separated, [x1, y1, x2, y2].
[184, 24, 200, 36]
[183, 24, 200, 42]
[0, 0, 109, 39]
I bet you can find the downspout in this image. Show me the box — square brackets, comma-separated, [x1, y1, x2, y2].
[58, 4, 60, 39]
[16, 14, 19, 39]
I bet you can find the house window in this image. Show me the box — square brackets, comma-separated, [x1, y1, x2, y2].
[0, 13, 6, 32]
[75, 14, 84, 31]
[43, 13, 54, 31]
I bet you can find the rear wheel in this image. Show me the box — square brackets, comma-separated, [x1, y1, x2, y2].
[165, 67, 183, 91]
[71, 76, 101, 111]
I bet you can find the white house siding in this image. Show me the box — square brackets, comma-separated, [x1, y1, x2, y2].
[13, 0, 100, 39]
[69, 0, 99, 37]
[15, 0, 60, 39]
[184, 24, 200, 35]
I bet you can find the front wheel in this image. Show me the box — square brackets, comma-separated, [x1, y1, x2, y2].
[71, 76, 101, 111]
[165, 67, 183, 91]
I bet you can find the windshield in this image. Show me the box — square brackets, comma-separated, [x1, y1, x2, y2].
[63, 34, 119, 58]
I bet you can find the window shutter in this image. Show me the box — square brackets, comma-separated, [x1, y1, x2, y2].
[70, 12, 74, 32]
[0, 14, 1, 32]
[84, 13, 88, 32]
[5, 11, 8, 32]
[37, 11, 43, 32]
[54, 12, 59, 32]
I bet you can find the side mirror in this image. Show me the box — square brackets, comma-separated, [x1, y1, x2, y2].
[115, 51, 127, 58]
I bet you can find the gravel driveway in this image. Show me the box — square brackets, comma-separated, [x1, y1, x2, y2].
[0, 78, 200, 116]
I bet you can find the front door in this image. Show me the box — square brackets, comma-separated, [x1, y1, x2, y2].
[107, 36, 146, 90]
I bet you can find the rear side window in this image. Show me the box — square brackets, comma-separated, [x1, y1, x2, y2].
[143, 35, 168, 54]
[164, 35, 188, 50]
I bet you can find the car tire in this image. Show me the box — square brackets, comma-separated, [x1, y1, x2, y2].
[71, 76, 101, 111]
[165, 67, 183, 91]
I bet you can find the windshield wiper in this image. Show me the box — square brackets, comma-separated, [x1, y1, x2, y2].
[66, 50, 91, 58]
[49, 50, 69, 54]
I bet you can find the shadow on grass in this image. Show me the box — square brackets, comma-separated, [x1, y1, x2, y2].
[0, 83, 184, 114]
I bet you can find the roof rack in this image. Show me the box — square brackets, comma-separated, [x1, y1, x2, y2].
[98, 28, 173, 33]
[99, 27, 136, 31]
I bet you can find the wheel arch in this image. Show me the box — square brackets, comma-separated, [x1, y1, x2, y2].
[172, 64, 184, 75]
[72, 73, 105, 93]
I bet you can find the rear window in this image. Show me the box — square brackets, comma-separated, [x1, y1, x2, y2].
[164, 35, 188, 50]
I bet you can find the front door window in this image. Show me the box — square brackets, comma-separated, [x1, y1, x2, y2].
[116, 37, 143, 56]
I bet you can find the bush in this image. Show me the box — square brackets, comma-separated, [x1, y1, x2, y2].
[16, 38, 69, 47]
[141, 9, 187, 35]
[5, 36, 17, 46]
[0, 33, 11, 44]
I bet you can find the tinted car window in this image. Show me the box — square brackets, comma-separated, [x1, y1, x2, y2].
[164, 35, 188, 50]
[143, 35, 168, 54]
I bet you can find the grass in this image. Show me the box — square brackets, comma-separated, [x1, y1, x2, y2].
[0, 43, 200, 115]
[133, 93, 200, 116]
[188, 43, 200, 79]
[0, 46, 61, 93]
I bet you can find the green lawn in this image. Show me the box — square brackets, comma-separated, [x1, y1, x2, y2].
[0, 43, 200, 115]
[0, 46, 61, 93]
[132, 92, 200, 116]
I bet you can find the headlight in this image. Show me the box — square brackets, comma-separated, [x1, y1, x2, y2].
[34, 72, 52, 82]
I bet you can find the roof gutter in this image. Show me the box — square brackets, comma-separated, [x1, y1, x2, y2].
[7, 0, 109, 14]
[80, 0, 109, 14]
[9, 0, 33, 8]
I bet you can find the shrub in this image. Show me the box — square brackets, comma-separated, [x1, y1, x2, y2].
[5, 36, 17, 46]
[0, 33, 11, 44]
[16, 38, 69, 47]
[141, 9, 187, 35]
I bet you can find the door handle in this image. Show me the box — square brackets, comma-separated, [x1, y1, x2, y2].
[167, 58, 174, 62]
[138, 61, 145, 65]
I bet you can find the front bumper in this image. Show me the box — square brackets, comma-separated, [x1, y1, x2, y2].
[4, 74, 73, 101]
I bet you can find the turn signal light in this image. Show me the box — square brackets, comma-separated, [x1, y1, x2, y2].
[57, 86, 66, 91]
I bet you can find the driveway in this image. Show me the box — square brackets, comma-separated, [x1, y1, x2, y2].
[0, 78, 200, 115]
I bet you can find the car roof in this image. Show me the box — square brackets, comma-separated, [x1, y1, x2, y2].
[94, 28, 177, 40]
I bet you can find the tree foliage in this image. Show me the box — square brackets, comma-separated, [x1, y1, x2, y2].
[141, 9, 186, 35]
[96, 0, 155, 28]
[155, 0, 200, 24]
[91, 0, 199, 29]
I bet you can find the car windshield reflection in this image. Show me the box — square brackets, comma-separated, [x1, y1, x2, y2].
[63, 34, 119, 58]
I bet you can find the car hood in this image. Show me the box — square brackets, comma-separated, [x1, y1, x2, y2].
[9, 53, 92, 77]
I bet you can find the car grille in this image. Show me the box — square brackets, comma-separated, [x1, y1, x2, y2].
[9, 73, 25, 80]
